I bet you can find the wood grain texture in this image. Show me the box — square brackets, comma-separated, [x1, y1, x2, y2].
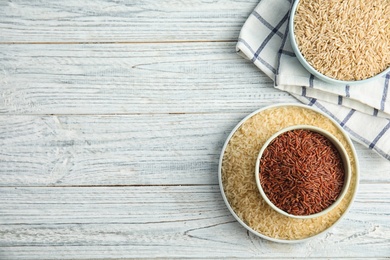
[0, 42, 291, 114]
[0, 0, 389, 258]
[0, 0, 258, 43]
[0, 113, 235, 186]
[1, 113, 389, 187]
[0, 186, 389, 259]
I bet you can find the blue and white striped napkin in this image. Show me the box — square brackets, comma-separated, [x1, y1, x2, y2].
[236, 0, 390, 161]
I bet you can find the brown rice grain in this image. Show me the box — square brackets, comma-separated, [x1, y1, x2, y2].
[294, 0, 390, 81]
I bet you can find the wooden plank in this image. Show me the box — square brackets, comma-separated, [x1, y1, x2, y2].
[0, 42, 291, 114]
[0, 113, 243, 186]
[0, 0, 258, 43]
[0, 113, 389, 187]
[0, 185, 389, 259]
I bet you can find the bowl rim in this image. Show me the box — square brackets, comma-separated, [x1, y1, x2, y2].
[254, 124, 352, 219]
[289, 0, 390, 85]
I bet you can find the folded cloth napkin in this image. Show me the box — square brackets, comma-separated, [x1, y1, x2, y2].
[236, 0, 390, 161]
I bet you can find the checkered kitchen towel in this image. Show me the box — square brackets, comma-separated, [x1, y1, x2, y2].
[236, 0, 390, 161]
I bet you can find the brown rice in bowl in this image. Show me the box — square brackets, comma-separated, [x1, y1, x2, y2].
[290, 0, 390, 83]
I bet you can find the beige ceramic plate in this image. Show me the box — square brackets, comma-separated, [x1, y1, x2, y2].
[218, 103, 359, 243]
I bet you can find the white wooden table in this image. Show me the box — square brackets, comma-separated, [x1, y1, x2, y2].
[0, 1, 389, 259]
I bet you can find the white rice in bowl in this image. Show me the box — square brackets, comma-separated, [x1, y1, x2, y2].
[220, 105, 358, 241]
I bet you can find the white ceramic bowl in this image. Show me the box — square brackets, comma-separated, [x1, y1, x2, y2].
[289, 0, 390, 85]
[255, 125, 351, 219]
